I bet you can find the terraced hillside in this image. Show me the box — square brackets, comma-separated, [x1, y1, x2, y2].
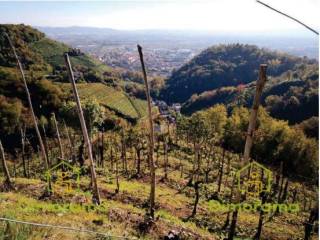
[59, 83, 148, 120]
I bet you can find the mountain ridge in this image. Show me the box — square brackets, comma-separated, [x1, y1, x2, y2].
[160, 43, 317, 104]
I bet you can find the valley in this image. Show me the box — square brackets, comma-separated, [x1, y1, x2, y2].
[39, 27, 319, 77]
[0, 24, 318, 240]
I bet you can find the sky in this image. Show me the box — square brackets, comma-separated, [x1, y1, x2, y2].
[0, 0, 318, 34]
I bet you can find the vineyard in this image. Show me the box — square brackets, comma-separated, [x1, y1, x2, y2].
[0, 143, 316, 239]
[60, 83, 148, 120]
[30, 38, 112, 74]
[0, 23, 318, 240]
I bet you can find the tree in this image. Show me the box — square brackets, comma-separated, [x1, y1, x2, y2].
[60, 99, 105, 135]
[190, 181, 203, 218]
[304, 204, 319, 240]
[0, 95, 23, 135]
[223, 106, 250, 153]
[4, 32, 49, 180]
[205, 104, 227, 143]
[187, 111, 209, 182]
[129, 125, 147, 177]
[299, 117, 319, 139]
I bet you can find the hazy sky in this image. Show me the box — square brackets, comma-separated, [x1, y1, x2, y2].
[0, 0, 318, 34]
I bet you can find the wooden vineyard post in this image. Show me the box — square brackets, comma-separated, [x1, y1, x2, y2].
[243, 64, 267, 162]
[228, 64, 267, 240]
[137, 45, 156, 219]
[0, 140, 13, 189]
[64, 53, 101, 205]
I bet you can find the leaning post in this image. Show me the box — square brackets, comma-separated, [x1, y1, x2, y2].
[64, 53, 101, 205]
[137, 45, 156, 219]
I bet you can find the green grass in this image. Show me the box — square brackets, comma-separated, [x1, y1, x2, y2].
[0, 191, 142, 239]
[0, 138, 315, 240]
[0, 176, 213, 240]
[29, 38, 68, 67]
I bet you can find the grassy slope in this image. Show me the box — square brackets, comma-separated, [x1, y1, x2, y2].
[59, 83, 147, 120]
[0, 146, 316, 240]
[29, 38, 112, 74]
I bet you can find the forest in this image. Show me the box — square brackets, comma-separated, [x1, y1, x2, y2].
[160, 44, 318, 125]
[0, 24, 319, 240]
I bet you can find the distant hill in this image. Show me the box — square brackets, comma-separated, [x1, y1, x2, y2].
[182, 63, 318, 124]
[37, 26, 119, 36]
[160, 44, 316, 104]
[0, 24, 116, 79]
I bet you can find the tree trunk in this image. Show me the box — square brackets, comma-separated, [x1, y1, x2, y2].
[155, 142, 159, 167]
[163, 139, 168, 180]
[41, 124, 50, 166]
[304, 205, 318, 240]
[64, 53, 101, 205]
[254, 193, 267, 240]
[136, 148, 141, 176]
[278, 176, 285, 203]
[121, 130, 127, 173]
[110, 145, 114, 172]
[191, 181, 201, 218]
[227, 153, 231, 173]
[189, 142, 199, 184]
[115, 152, 120, 194]
[292, 189, 297, 203]
[78, 139, 85, 167]
[180, 155, 183, 178]
[20, 127, 27, 178]
[196, 146, 202, 173]
[281, 178, 289, 202]
[228, 209, 239, 240]
[0, 141, 13, 189]
[217, 148, 225, 193]
[138, 45, 156, 219]
[254, 170, 267, 240]
[99, 131, 104, 167]
[223, 176, 236, 230]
